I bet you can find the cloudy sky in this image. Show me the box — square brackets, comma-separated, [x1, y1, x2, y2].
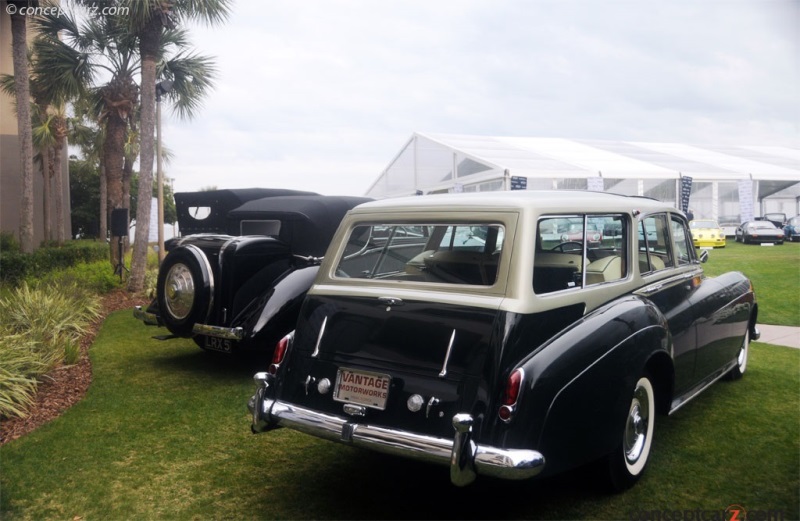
[158, 0, 799, 196]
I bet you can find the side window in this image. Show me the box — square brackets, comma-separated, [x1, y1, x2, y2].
[534, 216, 585, 294]
[638, 214, 673, 273]
[534, 214, 627, 294]
[670, 216, 692, 266]
[585, 215, 627, 286]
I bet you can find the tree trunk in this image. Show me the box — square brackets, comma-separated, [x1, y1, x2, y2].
[54, 120, 67, 244]
[10, 14, 35, 253]
[99, 159, 107, 242]
[104, 111, 127, 268]
[122, 152, 133, 254]
[42, 147, 52, 243]
[129, 18, 162, 292]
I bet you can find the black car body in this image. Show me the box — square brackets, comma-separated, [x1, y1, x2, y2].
[757, 213, 787, 229]
[735, 220, 785, 245]
[134, 188, 371, 354]
[250, 191, 759, 490]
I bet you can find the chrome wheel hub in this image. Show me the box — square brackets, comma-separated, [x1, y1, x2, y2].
[163, 263, 194, 320]
[624, 387, 650, 464]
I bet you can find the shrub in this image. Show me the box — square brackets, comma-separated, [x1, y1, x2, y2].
[30, 260, 121, 295]
[0, 241, 109, 287]
[0, 232, 20, 253]
[0, 283, 101, 418]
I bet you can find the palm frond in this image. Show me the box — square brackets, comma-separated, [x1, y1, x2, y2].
[161, 51, 217, 120]
[174, 0, 233, 27]
[31, 36, 93, 102]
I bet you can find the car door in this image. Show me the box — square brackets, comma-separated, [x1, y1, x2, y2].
[636, 213, 700, 397]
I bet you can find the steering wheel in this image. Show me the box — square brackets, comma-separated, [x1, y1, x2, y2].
[551, 241, 583, 253]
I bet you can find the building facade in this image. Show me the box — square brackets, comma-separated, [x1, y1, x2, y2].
[1, 0, 71, 247]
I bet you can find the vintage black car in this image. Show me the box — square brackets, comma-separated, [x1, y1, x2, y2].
[134, 188, 371, 354]
[249, 191, 759, 491]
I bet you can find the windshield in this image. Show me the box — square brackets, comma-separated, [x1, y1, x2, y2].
[749, 222, 777, 230]
[690, 221, 718, 229]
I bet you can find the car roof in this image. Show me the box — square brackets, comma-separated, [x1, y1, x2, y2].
[350, 190, 675, 216]
[228, 195, 373, 255]
[174, 188, 319, 235]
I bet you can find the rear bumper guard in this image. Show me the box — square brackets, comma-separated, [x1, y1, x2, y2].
[133, 306, 244, 341]
[249, 378, 545, 486]
[133, 306, 160, 326]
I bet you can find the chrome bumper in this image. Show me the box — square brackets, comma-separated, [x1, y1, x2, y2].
[249, 380, 545, 486]
[132, 306, 244, 341]
[133, 306, 160, 326]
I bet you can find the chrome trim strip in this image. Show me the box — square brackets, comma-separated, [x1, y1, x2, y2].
[669, 364, 732, 415]
[311, 316, 328, 358]
[635, 268, 703, 297]
[133, 306, 159, 326]
[192, 323, 244, 340]
[252, 399, 545, 485]
[439, 329, 457, 378]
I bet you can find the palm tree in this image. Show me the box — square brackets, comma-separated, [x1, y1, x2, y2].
[0, 42, 68, 245]
[33, 5, 219, 270]
[6, 2, 36, 253]
[33, 9, 138, 266]
[126, 0, 231, 292]
[68, 102, 108, 241]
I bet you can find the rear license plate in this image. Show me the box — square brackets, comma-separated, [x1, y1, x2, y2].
[333, 368, 391, 410]
[204, 336, 234, 353]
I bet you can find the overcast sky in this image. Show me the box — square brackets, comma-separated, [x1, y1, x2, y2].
[159, 0, 799, 196]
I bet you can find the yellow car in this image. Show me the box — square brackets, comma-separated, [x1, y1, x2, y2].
[690, 219, 726, 248]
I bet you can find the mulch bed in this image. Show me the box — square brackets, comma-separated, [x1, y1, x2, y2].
[0, 290, 149, 446]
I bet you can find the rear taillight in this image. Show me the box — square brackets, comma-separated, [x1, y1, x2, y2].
[269, 331, 294, 375]
[499, 368, 524, 423]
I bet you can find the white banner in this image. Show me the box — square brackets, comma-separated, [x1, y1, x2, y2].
[738, 180, 754, 222]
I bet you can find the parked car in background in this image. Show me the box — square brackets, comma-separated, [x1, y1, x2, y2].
[689, 219, 726, 248]
[134, 188, 371, 355]
[757, 212, 787, 229]
[719, 221, 740, 238]
[250, 191, 758, 491]
[783, 216, 800, 242]
[735, 220, 785, 245]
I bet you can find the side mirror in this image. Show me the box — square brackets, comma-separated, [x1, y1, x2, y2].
[699, 250, 709, 263]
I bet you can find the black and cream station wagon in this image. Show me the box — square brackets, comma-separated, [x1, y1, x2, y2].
[249, 190, 759, 490]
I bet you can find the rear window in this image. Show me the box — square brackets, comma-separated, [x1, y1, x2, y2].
[335, 223, 504, 286]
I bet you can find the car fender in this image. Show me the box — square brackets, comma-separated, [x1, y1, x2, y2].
[508, 295, 671, 476]
[238, 265, 320, 350]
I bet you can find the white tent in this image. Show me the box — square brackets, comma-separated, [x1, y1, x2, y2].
[366, 133, 800, 222]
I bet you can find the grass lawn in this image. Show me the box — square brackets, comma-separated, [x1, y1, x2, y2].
[1, 310, 798, 520]
[700, 240, 800, 326]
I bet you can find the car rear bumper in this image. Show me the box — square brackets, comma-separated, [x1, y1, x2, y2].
[133, 306, 244, 341]
[249, 378, 545, 486]
[133, 305, 160, 326]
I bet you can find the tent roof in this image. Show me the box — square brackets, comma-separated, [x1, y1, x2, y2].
[419, 133, 800, 181]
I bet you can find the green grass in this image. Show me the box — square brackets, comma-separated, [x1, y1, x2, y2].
[701, 241, 800, 326]
[1, 311, 798, 520]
